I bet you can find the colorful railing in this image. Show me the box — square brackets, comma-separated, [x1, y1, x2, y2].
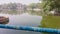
[0, 24, 59, 34]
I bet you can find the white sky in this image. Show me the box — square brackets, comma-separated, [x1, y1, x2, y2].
[0, 0, 40, 5]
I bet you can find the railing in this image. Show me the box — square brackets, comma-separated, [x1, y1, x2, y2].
[0, 24, 59, 34]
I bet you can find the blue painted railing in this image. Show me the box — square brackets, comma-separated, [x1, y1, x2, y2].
[0, 24, 59, 34]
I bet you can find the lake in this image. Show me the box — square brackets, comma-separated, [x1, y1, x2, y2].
[0, 13, 42, 34]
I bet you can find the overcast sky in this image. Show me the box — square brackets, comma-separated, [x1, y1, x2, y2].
[0, 0, 40, 5]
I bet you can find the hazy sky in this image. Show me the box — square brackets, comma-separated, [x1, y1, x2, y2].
[0, 0, 40, 5]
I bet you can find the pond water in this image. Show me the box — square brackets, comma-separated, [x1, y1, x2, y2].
[0, 13, 42, 34]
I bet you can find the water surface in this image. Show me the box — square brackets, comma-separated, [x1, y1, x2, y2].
[0, 13, 42, 34]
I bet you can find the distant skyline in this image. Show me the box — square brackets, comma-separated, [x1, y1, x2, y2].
[0, 0, 40, 5]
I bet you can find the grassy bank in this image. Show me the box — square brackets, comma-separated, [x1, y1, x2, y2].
[41, 15, 60, 29]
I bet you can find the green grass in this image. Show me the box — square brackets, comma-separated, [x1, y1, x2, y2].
[41, 15, 60, 29]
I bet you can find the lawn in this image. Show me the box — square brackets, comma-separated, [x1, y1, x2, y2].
[41, 15, 60, 29]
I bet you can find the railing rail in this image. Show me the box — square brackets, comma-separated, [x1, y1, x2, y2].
[0, 24, 59, 34]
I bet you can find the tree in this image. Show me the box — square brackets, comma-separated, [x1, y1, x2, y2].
[41, 0, 60, 16]
[28, 3, 37, 12]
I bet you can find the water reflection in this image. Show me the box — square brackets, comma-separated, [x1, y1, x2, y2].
[0, 12, 42, 34]
[0, 11, 25, 15]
